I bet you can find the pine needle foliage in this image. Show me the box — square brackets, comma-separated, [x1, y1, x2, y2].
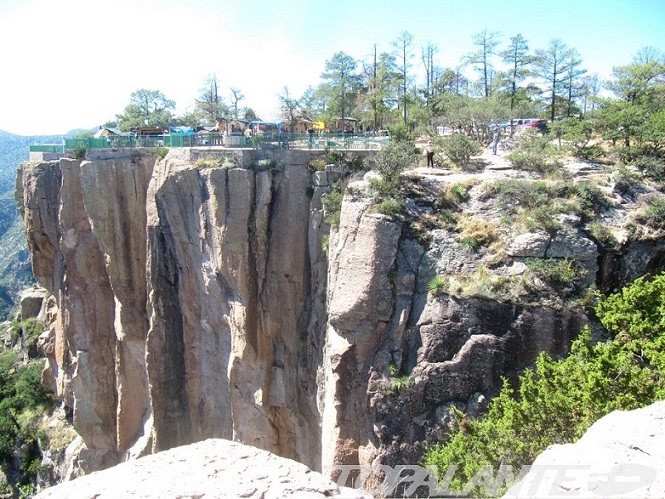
[423, 272, 665, 496]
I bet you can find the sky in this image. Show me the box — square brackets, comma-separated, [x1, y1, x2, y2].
[1, 0, 664, 136]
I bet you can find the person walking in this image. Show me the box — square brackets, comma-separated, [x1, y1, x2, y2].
[426, 140, 434, 167]
[492, 128, 501, 155]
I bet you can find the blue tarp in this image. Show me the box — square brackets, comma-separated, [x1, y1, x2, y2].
[247, 121, 284, 131]
[169, 126, 196, 135]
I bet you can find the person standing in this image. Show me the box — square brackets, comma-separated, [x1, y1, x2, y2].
[426, 140, 434, 167]
[492, 128, 501, 155]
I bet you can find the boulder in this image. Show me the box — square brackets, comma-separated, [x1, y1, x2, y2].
[508, 232, 549, 257]
[504, 401, 665, 498]
[17, 285, 48, 321]
[34, 439, 371, 499]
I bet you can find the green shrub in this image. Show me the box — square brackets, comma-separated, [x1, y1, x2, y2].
[321, 180, 346, 227]
[11, 319, 46, 355]
[440, 133, 482, 169]
[428, 275, 448, 296]
[527, 258, 579, 288]
[424, 272, 665, 496]
[585, 221, 618, 249]
[0, 352, 56, 490]
[377, 198, 403, 218]
[549, 117, 601, 159]
[507, 130, 561, 174]
[368, 177, 399, 199]
[613, 164, 644, 195]
[324, 150, 365, 171]
[370, 141, 417, 184]
[150, 147, 168, 161]
[73, 146, 86, 160]
[634, 195, 665, 230]
[308, 158, 327, 172]
[254, 158, 280, 172]
[629, 155, 665, 182]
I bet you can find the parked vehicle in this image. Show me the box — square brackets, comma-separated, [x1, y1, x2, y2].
[522, 119, 549, 133]
[498, 118, 548, 134]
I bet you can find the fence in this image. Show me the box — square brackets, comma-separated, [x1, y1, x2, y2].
[29, 132, 390, 153]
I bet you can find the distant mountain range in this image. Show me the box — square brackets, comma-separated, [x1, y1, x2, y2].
[0, 130, 66, 319]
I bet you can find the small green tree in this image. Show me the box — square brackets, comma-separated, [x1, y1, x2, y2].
[116, 89, 176, 131]
[321, 52, 362, 130]
[370, 140, 417, 185]
[507, 129, 562, 173]
[549, 116, 601, 159]
[440, 133, 482, 169]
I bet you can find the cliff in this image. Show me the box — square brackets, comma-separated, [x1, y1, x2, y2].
[15, 148, 665, 483]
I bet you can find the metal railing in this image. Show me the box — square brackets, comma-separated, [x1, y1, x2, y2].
[29, 132, 390, 153]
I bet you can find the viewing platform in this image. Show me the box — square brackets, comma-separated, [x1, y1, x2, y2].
[29, 131, 391, 155]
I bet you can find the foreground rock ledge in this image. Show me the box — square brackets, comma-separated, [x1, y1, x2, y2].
[504, 401, 665, 498]
[34, 439, 371, 499]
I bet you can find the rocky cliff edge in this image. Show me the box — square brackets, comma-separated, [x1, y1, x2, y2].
[16, 148, 665, 488]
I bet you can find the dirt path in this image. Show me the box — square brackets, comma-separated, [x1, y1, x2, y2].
[410, 140, 609, 186]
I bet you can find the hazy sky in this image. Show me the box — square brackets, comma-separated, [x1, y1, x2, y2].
[1, 0, 664, 136]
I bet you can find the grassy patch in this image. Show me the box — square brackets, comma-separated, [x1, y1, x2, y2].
[634, 195, 665, 230]
[448, 266, 514, 300]
[526, 258, 579, 288]
[195, 157, 222, 169]
[486, 178, 610, 232]
[585, 221, 618, 249]
[456, 216, 500, 249]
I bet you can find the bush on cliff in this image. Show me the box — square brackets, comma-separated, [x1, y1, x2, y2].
[423, 272, 665, 495]
[0, 321, 56, 494]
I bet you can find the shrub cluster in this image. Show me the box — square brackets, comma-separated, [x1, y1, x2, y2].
[507, 130, 562, 174]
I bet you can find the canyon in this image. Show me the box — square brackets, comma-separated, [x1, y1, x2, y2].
[15, 146, 665, 482]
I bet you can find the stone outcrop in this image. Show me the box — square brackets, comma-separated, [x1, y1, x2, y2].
[17, 149, 337, 475]
[16, 149, 665, 491]
[320, 187, 590, 469]
[504, 401, 665, 498]
[15, 284, 49, 321]
[33, 438, 371, 498]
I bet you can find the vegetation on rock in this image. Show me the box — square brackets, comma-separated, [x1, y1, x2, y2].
[423, 272, 665, 496]
[0, 319, 58, 496]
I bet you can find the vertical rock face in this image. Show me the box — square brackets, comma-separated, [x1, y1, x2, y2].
[17, 149, 665, 484]
[18, 154, 155, 471]
[18, 150, 327, 473]
[144, 154, 319, 462]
